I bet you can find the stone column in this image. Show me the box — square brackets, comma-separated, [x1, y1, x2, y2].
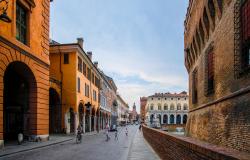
[83, 114, 85, 133]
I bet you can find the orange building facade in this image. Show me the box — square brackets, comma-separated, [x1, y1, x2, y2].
[0, 0, 51, 147]
[50, 39, 101, 134]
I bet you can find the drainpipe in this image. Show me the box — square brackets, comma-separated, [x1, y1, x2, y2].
[58, 46, 63, 132]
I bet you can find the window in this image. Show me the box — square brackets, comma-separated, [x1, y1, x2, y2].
[87, 68, 91, 80]
[164, 104, 168, 110]
[77, 77, 80, 93]
[192, 69, 198, 104]
[83, 62, 87, 76]
[93, 90, 97, 101]
[150, 104, 154, 110]
[206, 51, 215, 94]
[177, 104, 181, 110]
[199, 21, 205, 44]
[183, 104, 188, 110]
[78, 57, 82, 72]
[241, 0, 250, 73]
[16, 3, 27, 44]
[170, 103, 174, 110]
[64, 54, 69, 64]
[208, 0, 216, 24]
[203, 10, 210, 38]
[217, 0, 223, 13]
[85, 83, 89, 97]
[92, 73, 95, 83]
[158, 104, 161, 110]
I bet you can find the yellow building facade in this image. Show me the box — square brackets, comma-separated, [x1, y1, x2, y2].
[49, 39, 101, 134]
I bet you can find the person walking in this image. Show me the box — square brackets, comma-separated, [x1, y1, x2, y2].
[125, 127, 128, 136]
[105, 123, 110, 141]
[114, 129, 118, 141]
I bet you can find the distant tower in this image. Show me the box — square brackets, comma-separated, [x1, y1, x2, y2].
[132, 103, 137, 122]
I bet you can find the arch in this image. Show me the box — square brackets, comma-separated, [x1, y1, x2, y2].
[78, 102, 84, 130]
[176, 115, 181, 124]
[49, 88, 62, 134]
[183, 115, 188, 124]
[163, 115, 168, 124]
[177, 103, 181, 110]
[150, 114, 154, 124]
[170, 114, 175, 124]
[170, 103, 175, 110]
[164, 104, 168, 110]
[85, 105, 91, 132]
[3, 61, 37, 141]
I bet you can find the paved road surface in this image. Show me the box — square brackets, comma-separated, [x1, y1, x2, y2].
[1, 125, 158, 160]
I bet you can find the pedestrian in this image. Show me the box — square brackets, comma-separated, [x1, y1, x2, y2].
[114, 130, 118, 141]
[105, 123, 110, 141]
[125, 127, 128, 136]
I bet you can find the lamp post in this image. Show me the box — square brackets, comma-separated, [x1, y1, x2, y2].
[0, 0, 11, 23]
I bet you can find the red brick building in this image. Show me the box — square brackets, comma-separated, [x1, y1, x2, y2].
[184, 0, 250, 153]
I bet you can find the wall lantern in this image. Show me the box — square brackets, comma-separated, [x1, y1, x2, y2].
[0, 0, 11, 23]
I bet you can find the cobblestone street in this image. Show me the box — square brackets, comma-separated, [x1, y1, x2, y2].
[0, 126, 159, 160]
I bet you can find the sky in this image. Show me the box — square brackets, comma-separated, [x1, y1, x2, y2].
[50, 0, 189, 113]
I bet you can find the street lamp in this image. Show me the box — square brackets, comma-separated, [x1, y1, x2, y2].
[0, 0, 11, 23]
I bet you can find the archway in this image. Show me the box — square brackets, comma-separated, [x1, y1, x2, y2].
[85, 108, 90, 132]
[3, 61, 37, 141]
[49, 88, 61, 134]
[170, 114, 175, 124]
[176, 115, 181, 124]
[183, 115, 188, 124]
[163, 115, 168, 124]
[78, 103, 84, 132]
[91, 108, 95, 131]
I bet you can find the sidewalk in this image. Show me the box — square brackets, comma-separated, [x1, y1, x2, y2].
[0, 132, 98, 158]
[127, 130, 161, 160]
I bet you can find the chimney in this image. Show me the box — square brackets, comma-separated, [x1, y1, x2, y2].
[87, 51, 92, 60]
[77, 38, 84, 48]
[94, 61, 98, 68]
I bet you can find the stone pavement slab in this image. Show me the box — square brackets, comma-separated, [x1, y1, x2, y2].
[128, 130, 160, 160]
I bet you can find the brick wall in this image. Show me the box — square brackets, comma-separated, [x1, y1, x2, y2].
[142, 125, 250, 160]
[184, 0, 250, 153]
